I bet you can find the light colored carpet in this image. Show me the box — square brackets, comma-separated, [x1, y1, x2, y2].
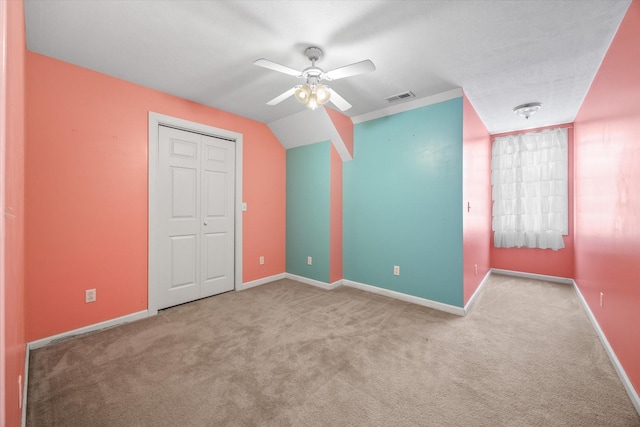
[27, 275, 640, 426]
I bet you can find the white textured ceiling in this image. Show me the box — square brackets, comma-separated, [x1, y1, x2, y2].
[24, 0, 630, 134]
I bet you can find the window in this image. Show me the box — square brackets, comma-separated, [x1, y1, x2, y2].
[491, 128, 568, 250]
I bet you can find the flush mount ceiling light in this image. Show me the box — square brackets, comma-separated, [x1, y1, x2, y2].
[513, 102, 542, 119]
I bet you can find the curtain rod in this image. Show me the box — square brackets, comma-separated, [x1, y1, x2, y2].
[491, 123, 573, 140]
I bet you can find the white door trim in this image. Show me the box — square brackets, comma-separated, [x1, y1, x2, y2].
[148, 112, 243, 316]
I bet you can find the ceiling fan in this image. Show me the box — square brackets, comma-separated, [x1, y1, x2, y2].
[254, 46, 375, 112]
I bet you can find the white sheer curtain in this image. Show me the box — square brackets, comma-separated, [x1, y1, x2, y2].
[491, 127, 568, 250]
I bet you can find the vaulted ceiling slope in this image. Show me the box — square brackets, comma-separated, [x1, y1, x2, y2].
[24, 0, 631, 134]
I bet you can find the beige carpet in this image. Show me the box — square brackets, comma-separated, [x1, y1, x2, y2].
[27, 275, 640, 426]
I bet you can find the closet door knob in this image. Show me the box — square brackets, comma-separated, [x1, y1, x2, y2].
[204, 221, 208, 226]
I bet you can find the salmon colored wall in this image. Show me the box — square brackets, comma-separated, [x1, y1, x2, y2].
[574, 0, 640, 397]
[25, 52, 286, 341]
[326, 107, 349, 283]
[329, 143, 343, 284]
[242, 125, 287, 282]
[325, 107, 354, 158]
[462, 94, 491, 304]
[2, 0, 27, 425]
[489, 124, 575, 278]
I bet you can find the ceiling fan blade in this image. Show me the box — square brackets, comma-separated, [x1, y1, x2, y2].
[254, 58, 302, 77]
[326, 87, 352, 111]
[267, 87, 297, 105]
[325, 59, 375, 80]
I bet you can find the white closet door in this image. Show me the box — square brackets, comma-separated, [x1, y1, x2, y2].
[200, 135, 235, 296]
[157, 126, 235, 309]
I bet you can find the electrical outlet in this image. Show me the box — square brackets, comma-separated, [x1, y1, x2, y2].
[307, 256, 312, 265]
[85, 288, 97, 303]
[259, 256, 264, 265]
[393, 265, 400, 276]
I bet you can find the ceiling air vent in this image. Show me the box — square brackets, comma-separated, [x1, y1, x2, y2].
[385, 91, 415, 103]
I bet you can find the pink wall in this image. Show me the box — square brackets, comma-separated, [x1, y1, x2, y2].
[490, 125, 575, 278]
[329, 143, 343, 284]
[462, 93, 491, 304]
[325, 107, 354, 159]
[26, 52, 286, 341]
[1, 0, 27, 425]
[574, 0, 640, 397]
[242, 125, 287, 283]
[326, 107, 350, 284]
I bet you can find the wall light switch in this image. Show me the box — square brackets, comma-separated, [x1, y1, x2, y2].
[242, 203, 247, 212]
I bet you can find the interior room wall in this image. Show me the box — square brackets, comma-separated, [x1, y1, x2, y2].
[325, 108, 354, 159]
[330, 143, 343, 284]
[489, 125, 575, 278]
[25, 52, 286, 342]
[573, 0, 640, 398]
[1, 0, 27, 424]
[241, 122, 287, 284]
[462, 93, 491, 304]
[286, 141, 331, 283]
[343, 98, 464, 307]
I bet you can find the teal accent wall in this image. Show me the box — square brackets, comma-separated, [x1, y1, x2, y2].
[286, 141, 331, 282]
[344, 98, 464, 306]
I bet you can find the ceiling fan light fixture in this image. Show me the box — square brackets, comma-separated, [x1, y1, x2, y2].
[315, 84, 331, 105]
[294, 83, 330, 109]
[514, 102, 542, 119]
[307, 93, 319, 110]
[295, 85, 311, 103]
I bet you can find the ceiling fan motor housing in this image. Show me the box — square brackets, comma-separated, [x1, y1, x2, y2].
[304, 46, 323, 62]
[303, 47, 326, 82]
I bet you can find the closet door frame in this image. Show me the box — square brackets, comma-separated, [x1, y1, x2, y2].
[148, 112, 243, 316]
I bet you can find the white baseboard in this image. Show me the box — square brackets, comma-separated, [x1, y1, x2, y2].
[342, 279, 465, 316]
[491, 268, 573, 285]
[285, 273, 342, 290]
[464, 270, 492, 314]
[571, 280, 640, 415]
[328, 279, 343, 290]
[240, 273, 286, 290]
[28, 310, 149, 350]
[21, 344, 29, 427]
